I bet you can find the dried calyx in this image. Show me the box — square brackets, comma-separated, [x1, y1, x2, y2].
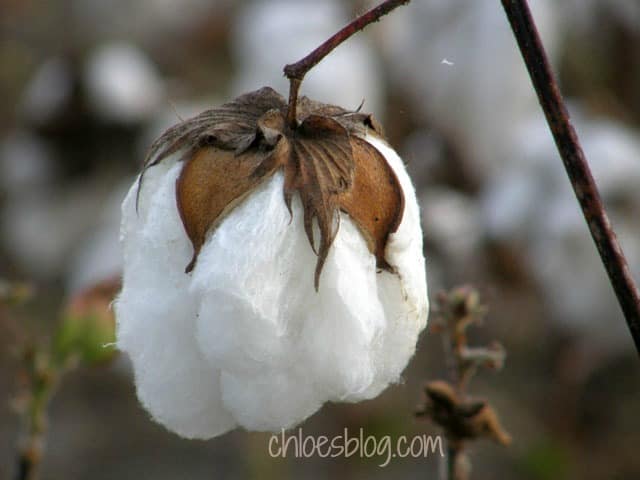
[138, 87, 404, 289]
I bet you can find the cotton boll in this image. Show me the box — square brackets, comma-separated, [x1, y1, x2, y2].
[191, 177, 328, 431]
[190, 175, 299, 377]
[120, 285, 236, 439]
[368, 136, 427, 315]
[360, 135, 429, 397]
[116, 161, 236, 438]
[219, 369, 321, 432]
[115, 126, 428, 438]
[297, 221, 384, 400]
[190, 171, 406, 429]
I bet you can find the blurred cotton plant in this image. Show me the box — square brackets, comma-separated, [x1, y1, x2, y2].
[417, 286, 510, 480]
[115, 86, 428, 439]
[6, 278, 119, 480]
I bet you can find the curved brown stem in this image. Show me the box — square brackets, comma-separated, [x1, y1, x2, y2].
[283, 0, 410, 129]
[501, 0, 640, 355]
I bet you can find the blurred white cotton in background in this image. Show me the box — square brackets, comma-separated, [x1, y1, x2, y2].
[72, 0, 232, 43]
[559, 0, 640, 32]
[481, 109, 640, 350]
[0, 131, 56, 195]
[85, 43, 165, 124]
[231, 0, 384, 118]
[1, 177, 117, 279]
[20, 57, 74, 126]
[66, 180, 130, 293]
[380, 0, 558, 179]
[421, 187, 482, 266]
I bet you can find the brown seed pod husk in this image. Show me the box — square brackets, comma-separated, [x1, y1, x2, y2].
[139, 87, 404, 290]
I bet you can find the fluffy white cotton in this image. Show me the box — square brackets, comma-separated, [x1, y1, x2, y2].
[115, 135, 428, 439]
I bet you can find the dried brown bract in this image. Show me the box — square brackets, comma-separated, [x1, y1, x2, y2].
[417, 380, 511, 446]
[138, 87, 404, 289]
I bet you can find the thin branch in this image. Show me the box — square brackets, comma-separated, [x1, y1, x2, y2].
[424, 288, 510, 480]
[500, 0, 640, 355]
[13, 349, 57, 480]
[447, 443, 469, 480]
[283, 0, 410, 129]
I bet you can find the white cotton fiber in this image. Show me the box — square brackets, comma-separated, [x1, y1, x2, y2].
[115, 135, 428, 439]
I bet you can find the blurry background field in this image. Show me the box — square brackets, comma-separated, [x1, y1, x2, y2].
[1, 0, 639, 479]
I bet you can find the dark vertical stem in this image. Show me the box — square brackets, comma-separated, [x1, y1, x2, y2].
[447, 444, 457, 479]
[447, 442, 468, 480]
[15, 440, 42, 480]
[286, 79, 301, 130]
[501, 0, 640, 355]
[13, 351, 57, 480]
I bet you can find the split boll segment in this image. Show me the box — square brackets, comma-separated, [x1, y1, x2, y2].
[115, 87, 429, 439]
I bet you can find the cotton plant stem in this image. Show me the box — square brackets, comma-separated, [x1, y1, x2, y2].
[14, 353, 59, 480]
[447, 444, 469, 480]
[440, 330, 467, 479]
[444, 315, 469, 479]
[446, 370, 467, 480]
[283, 0, 410, 129]
[501, 0, 640, 355]
[15, 427, 45, 480]
[15, 390, 50, 480]
[447, 444, 457, 480]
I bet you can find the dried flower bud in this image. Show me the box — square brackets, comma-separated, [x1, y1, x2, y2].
[418, 381, 511, 446]
[115, 87, 428, 439]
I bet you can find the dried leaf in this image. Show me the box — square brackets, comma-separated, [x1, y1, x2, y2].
[140, 87, 405, 289]
[339, 137, 404, 272]
[176, 146, 277, 273]
[137, 88, 287, 210]
[420, 380, 511, 446]
[284, 114, 355, 289]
